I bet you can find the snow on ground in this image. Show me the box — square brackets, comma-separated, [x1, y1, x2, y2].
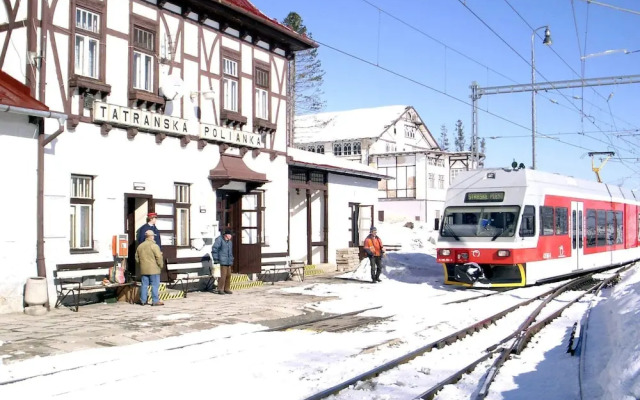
[0, 221, 638, 399]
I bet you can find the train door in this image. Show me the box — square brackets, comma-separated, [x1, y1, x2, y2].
[571, 201, 584, 270]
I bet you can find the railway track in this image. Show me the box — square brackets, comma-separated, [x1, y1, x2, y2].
[303, 267, 631, 400]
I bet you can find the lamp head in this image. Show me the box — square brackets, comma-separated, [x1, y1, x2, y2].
[543, 27, 552, 46]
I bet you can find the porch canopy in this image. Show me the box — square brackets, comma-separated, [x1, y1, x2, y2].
[209, 154, 269, 191]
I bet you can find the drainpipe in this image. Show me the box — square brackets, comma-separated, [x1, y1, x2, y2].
[0, 105, 67, 278]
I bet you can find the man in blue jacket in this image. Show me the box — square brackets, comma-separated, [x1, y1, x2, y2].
[212, 228, 234, 295]
[137, 212, 161, 249]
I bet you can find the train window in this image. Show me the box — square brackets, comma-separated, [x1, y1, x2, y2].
[579, 210, 583, 248]
[519, 205, 535, 237]
[586, 209, 597, 247]
[555, 207, 568, 235]
[571, 210, 577, 249]
[606, 211, 616, 245]
[540, 206, 554, 236]
[615, 211, 623, 244]
[441, 206, 519, 238]
[596, 210, 606, 246]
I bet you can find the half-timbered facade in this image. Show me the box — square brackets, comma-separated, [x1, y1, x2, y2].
[0, 0, 326, 313]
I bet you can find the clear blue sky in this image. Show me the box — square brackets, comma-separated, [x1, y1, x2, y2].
[252, 0, 640, 189]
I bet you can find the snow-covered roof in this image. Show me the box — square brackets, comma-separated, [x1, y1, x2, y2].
[287, 147, 390, 180]
[294, 105, 410, 143]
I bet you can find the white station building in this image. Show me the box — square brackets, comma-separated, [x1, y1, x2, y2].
[0, 0, 387, 314]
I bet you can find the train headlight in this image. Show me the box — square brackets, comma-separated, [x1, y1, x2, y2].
[497, 250, 511, 257]
[439, 249, 451, 256]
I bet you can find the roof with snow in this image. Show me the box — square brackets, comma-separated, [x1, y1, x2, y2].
[294, 105, 412, 143]
[287, 147, 390, 180]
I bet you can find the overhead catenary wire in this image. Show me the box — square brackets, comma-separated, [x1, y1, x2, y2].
[460, 0, 640, 178]
[361, 0, 638, 137]
[331, 1, 640, 182]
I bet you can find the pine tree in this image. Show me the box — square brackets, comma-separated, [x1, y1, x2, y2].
[454, 120, 465, 152]
[439, 124, 450, 151]
[283, 12, 326, 116]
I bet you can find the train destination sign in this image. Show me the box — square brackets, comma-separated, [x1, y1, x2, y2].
[464, 191, 505, 203]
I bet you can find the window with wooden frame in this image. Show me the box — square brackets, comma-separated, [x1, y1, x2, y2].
[74, 7, 100, 79]
[133, 26, 155, 92]
[258, 191, 266, 246]
[255, 67, 269, 120]
[175, 183, 190, 247]
[223, 57, 239, 112]
[70, 175, 94, 250]
[377, 155, 416, 199]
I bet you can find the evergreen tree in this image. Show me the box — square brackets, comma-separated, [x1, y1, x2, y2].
[454, 120, 465, 152]
[439, 124, 450, 151]
[283, 12, 326, 116]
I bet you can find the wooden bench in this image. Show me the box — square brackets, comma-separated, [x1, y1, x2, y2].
[260, 257, 305, 285]
[166, 256, 214, 297]
[385, 244, 402, 252]
[54, 262, 135, 312]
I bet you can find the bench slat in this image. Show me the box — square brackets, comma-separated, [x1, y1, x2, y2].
[55, 268, 111, 279]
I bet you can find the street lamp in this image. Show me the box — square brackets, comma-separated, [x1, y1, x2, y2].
[531, 25, 552, 170]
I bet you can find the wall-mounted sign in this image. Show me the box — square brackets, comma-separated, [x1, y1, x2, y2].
[93, 101, 262, 149]
[200, 123, 261, 148]
[94, 102, 188, 135]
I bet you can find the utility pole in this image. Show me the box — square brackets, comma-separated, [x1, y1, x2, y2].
[470, 74, 640, 169]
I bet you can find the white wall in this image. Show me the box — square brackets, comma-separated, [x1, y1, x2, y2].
[0, 115, 39, 313]
[327, 174, 379, 264]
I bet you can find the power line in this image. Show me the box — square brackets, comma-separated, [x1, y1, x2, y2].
[460, 0, 640, 176]
[576, 0, 640, 16]
[359, 0, 638, 138]
[315, 38, 603, 154]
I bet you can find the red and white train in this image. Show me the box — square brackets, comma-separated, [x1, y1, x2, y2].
[436, 167, 640, 287]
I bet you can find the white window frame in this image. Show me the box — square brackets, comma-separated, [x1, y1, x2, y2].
[255, 88, 268, 119]
[428, 173, 435, 189]
[133, 51, 153, 91]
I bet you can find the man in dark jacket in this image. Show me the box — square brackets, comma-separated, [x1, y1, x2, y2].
[137, 212, 162, 249]
[364, 226, 385, 283]
[212, 228, 234, 294]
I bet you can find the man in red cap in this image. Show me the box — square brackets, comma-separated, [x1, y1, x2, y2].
[137, 212, 162, 249]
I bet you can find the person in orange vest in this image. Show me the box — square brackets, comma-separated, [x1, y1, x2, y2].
[364, 226, 385, 283]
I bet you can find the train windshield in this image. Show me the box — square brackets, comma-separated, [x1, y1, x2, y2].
[441, 206, 520, 238]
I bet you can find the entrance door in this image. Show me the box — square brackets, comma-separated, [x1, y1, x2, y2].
[571, 201, 584, 270]
[216, 191, 261, 274]
[238, 192, 261, 274]
[125, 194, 151, 277]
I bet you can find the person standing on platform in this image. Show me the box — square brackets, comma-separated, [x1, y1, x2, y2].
[135, 230, 164, 306]
[212, 229, 234, 295]
[364, 226, 385, 283]
[137, 212, 162, 249]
